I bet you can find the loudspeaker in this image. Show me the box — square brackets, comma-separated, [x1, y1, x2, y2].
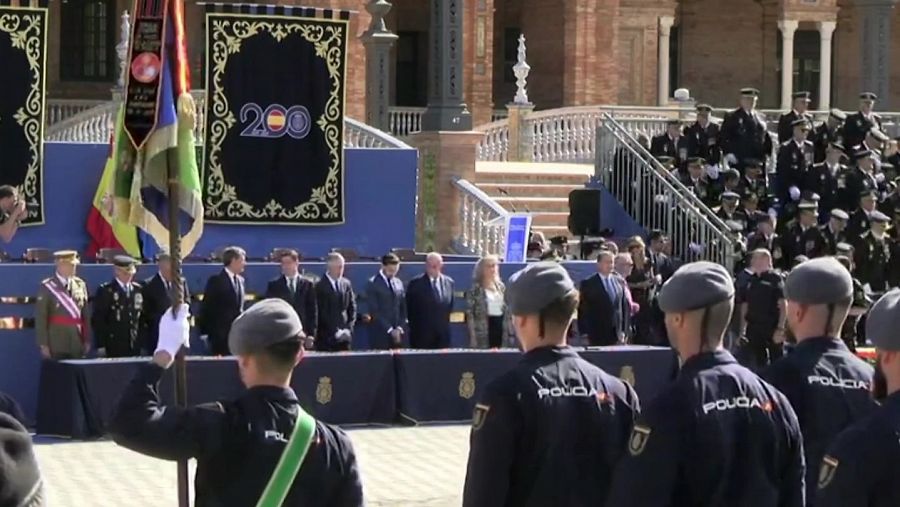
[567, 188, 602, 236]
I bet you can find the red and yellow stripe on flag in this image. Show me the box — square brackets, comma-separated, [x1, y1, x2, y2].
[86, 136, 142, 258]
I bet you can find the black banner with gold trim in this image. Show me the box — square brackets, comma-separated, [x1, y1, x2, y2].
[202, 4, 350, 225]
[0, 0, 48, 225]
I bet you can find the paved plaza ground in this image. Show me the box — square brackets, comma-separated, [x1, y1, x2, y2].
[34, 425, 471, 507]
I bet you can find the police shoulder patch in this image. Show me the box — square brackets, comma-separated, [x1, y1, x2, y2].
[818, 455, 839, 489]
[472, 403, 490, 431]
[628, 425, 652, 456]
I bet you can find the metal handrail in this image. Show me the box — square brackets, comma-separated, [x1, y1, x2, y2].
[597, 112, 736, 271]
[452, 177, 509, 257]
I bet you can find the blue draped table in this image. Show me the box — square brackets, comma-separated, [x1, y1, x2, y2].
[35, 347, 676, 438]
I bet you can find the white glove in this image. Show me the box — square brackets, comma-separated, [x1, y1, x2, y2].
[863, 283, 873, 295]
[725, 153, 738, 165]
[689, 242, 704, 254]
[789, 186, 800, 201]
[654, 194, 670, 204]
[155, 304, 191, 358]
[876, 172, 886, 183]
[706, 165, 720, 180]
[767, 207, 778, 219]
[654, 274, 663, 284]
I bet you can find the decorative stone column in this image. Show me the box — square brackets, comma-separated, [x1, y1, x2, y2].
[361, 0, 399, 132]
[421, 0, 472, 131]
[658, 16, 675, 106]
[858, 0, 897, 107]
[507, 34, 534, 162]
[778, 19, 798, 110]
[817, 20, 836, 110]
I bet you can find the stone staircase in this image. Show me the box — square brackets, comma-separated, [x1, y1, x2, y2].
[474, 165, 592, 240]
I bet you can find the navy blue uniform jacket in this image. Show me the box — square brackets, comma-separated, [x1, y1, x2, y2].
[606, 349, 806, 507]
[462, 346, 640, 507]
[110, 363, 364, 507]
[763, 337, 877, 504]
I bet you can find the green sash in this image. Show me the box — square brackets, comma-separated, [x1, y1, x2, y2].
[256, 406, 317, 507]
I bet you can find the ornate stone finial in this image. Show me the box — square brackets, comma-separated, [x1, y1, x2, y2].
[116, 11, 131, 88]
[513, 34, 531, 105]
[364, 0, 394, 37]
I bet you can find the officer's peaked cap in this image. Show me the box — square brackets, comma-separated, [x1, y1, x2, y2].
[228, 298, 304, 356]
[505, 261, 576, 315]
[866, 289, 900, 351]
[784, 257, 852, 305]
[657, 261, 734, 313]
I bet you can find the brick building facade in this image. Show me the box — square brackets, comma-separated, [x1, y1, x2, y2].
[48, 0, 900, 127]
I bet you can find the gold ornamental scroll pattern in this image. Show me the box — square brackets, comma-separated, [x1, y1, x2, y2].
[203, 14, 347, 224]
[0, 7, 47, 225]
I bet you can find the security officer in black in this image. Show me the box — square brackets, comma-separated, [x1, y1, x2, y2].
[683, 103, 721, 164]
[721, 88, 774, 172]
[738, 249, 787, 370]
[816, 288, 900, 507]
[606, 261, 805, 507]
[762, 257, 877, 504]
[463, 262, 640, 507]
[91, 255, 145, 357]
[804, 142, 847, 219]
[110, 299, 364, 507]
[820, 209, 849, 256]
[777, 91, 813, 143]
[812, 109, 846, 163]
[842, 92, 882, 150]
[854, 210, 892, 295]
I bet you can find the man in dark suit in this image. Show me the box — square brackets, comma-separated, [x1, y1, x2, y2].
[264, 249, 317, 340]
[316, 252, 357, 351]
[198, 246, 247, 355]
[140, 253, 190, 354]
[577, 250, 630, 346]
[365, 253, 407, 350]
[405, 252, 454, 349]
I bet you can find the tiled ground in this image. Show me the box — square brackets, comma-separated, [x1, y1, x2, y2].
[33, 425, 471, 507]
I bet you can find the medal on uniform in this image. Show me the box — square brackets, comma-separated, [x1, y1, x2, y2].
[472, 403, 490, 431]
[628, 425, 651, 456]
[818, 456, 839, 489]
[134, 292, 143, 311]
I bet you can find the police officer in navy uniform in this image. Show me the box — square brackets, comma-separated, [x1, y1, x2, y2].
[847, 189, 878, 238]
[777, 91, 813, 143]
[776, 119, 815, 207]
[844, 149, 881, 214]
[820, 209, 849, 256]
[721, 88, 774, 172]
[463, 262, 640, 507]
[855, 210, 892, 296]
[804, 142, 847, 219]
[606, 261, 805, 507]
[843, 92, 882, 150]
[650, 119, 687, 168]
[714, 191, 747, 230]
[784, 202, 827, 260]
[816, 289, 900, 507]
[91, 255, 145, 358]
[683, 103, 721, 164]
[747, 213, 786, 269]
[812, 109, 846, 163]
[762, 257, 877, 504]
[110, 299, 364, 506]
[834, 252, 870, 352]
[738, 249, 787, 370]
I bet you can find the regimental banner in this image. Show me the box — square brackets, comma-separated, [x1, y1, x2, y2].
[122, 0, 169, 150]
[0, 0, 48, 225]
[202, 4, 351, 225]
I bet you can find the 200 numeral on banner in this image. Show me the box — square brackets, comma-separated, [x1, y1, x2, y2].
[240, 103, 312, 140]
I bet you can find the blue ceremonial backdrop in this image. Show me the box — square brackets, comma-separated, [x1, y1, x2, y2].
[10, 143, 418, 258]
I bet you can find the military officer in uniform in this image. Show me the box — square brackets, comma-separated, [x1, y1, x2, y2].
[776, 119, 815, 207]
[784, 202, 827, 260]
[463, 262, 640, 506]
[834, 253, 870, 351]
[777, 91, 813, 143]
[740, 193, 763, 233]
[721, 88, 774, 172]
[820, 209, 849, 256]
[747, 214, 786, 270]
[855, 211, 892, 296]
[91, 256, 144, 358]
[710, 168, 742, 204]
[812, 109, 846, 163]
[714, 192, 747, 230]
[111, 299, 364, 506]
[816, 289, 900, 507]
[847, 189, 879, 238]
[843, 150, 881, 216]
[843, 92, 883, 151]
[606, 261, 804, 506]
[680, 157, 714, 205]
[683, 103, 721, 165]
[763, 257, 877, 504]
[738, 249, 787, 370]
[35, 251, 90, 360]
[739, 158, 771, 210]
[804, 142, 847, 219]
[650, 119, 686, 168]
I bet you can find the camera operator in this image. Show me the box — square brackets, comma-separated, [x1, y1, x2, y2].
[0, 185, 26, 243]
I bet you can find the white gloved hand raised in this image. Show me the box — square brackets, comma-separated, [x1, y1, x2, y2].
[876, 172, 886, 183]
[789, 186, 800, 201]
[155, 304, 191, 365]
[725, 153, 738, 166]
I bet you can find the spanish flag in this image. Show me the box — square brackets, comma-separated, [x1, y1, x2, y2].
[85, 136, 142, 259]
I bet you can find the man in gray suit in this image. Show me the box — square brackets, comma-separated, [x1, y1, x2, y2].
[577, 250, 630, 346]
[366, 253, 408, 349]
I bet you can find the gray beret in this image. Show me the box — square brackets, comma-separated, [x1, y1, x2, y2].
[784, 257, 852, 305]
[657, 261, 734, 313]
[866, 289, 900, 351]
[505, 262, 576, 315]
[228, 298, 304, 355]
